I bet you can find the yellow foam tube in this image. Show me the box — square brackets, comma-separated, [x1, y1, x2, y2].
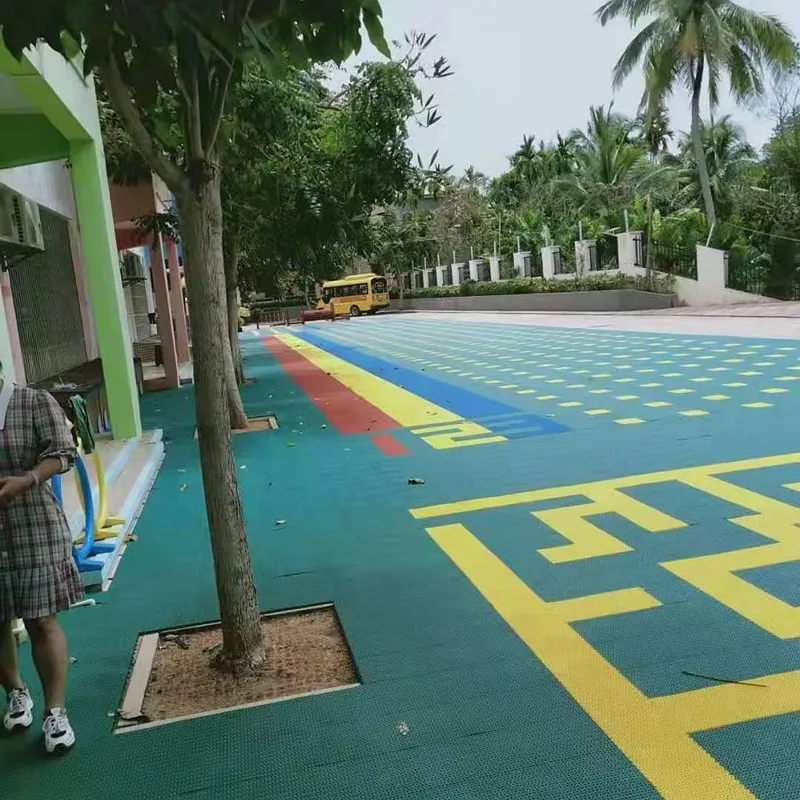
[73, 446, 126, 543]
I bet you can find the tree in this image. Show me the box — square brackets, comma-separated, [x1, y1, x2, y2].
[665, 115, 756, 218]
[638, 100, 673, 161]
[1, 1, 391, 673]
[564, 104, 651, 213]
[368, 207, 435, 293]
[221, 64, 328, 382]
[597, 0, 796, 230]
[96, 72, 249, 428]
[231, 32, 451, 316]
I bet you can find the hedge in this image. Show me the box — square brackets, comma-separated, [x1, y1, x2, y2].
[246, 296, 308, 310]
[395, 273, 674, 300]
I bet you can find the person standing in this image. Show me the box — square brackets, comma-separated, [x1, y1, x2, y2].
[0, 362, 82, 753]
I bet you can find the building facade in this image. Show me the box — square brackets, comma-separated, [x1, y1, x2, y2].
[0, 42, 143, 438]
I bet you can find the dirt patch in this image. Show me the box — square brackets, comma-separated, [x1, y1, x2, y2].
[138, 607, 357, 724]
[194, 415, 278, 440]
[233, 415, 278, 435]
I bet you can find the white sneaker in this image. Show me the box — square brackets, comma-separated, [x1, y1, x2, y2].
[3, 688, 33, 732]
[43, 709, 75, 754]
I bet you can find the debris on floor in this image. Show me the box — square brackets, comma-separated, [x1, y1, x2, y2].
[162, 634, 189, 650]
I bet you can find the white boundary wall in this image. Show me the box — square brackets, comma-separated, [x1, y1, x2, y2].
[617, 232, 775, 307]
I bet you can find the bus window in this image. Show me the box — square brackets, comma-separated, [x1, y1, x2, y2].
[371, 278, 387, 294]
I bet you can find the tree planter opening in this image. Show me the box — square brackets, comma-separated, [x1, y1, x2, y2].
[116, 604, 359, 732]
[193, 415, 278, 440]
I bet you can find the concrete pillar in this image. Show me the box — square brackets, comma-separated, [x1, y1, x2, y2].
[575, 240, 596, 276]
[696, 245, 728, 291]
[451, 263, 465, 286]
[149, 235, 179, 389]
[617, 231, 643, 276]
[541, 247, 559, 279]
[422, 268, 430, 289]
[436, 265, 448, 286]
[489, 256, 501, 282]
[469, 259, 481, 281]
[70, 139, 141, 438]
[513, 251, 532, 278]
[167, 238, 191, 363]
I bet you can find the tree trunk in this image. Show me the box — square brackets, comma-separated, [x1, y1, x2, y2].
[691, 58, 717, 232]
[223, 231, 245, 386]
[175, 169, 264, 673]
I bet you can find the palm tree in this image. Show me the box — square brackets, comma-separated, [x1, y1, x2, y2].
[563, 104, 653, 212]
[597, 0, 795, 229]
[460, 165, 488, 193]
[665, 115, 756, 217]
[639, 100, 673, 161]
[511, 135, 538, 185]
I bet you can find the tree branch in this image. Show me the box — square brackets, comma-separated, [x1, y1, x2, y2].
[189, 65, 205, 160]
[204, 0, 254, 152]
[204, 60, 235, 152]
[98, 56, 186, 195]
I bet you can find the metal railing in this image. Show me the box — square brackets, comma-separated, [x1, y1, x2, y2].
[645, 239, 698, 279]
[553, 246, 577, 275]
[727, 254, 800, 300]
[588, 237, 619, 270]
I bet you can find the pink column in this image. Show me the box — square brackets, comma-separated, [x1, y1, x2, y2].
[166, 238, 190, 363]
[150, 235, 180, 389]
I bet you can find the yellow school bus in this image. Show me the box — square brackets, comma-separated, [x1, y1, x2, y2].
[316, 273, 390, 317]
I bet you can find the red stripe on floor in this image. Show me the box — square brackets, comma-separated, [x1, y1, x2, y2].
[265, 337, 399, 435]
[371, 434, 409, 457]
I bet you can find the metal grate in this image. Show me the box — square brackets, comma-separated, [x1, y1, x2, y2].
[7, 209, 87, 383]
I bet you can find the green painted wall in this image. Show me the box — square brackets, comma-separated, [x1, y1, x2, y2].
[1, 43, 142, 439]
[0, 114, 69, 169]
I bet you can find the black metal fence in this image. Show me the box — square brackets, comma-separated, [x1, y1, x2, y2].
[553, 246, 577, 275]
[727, 254, 800, 300]
[643, 238, 698, 279]
[518, 251, 544, 278]
[588, 236, 618, 270]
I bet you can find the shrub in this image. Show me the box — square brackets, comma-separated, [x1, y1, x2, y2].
[401, 273, 674, 299]
[246, 296, 308, 310]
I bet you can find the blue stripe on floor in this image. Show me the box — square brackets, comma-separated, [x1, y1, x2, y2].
[295, 328, 570, 438]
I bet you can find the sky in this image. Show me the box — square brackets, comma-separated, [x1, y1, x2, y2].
[341, 0, 800, 178]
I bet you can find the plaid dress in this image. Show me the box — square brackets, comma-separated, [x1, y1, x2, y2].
[0, 383, 84, 621]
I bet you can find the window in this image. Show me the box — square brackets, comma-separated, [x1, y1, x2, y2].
[371, 278, 387, 294]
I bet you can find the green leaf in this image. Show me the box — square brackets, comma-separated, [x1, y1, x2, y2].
[363, 9, 390, 58]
